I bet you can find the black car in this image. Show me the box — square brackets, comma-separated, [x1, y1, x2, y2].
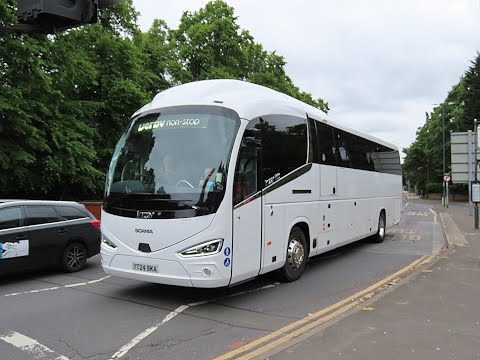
[0, 200, 100, 273]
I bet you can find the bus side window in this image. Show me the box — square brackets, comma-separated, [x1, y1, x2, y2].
[315, 120, 337, 166]
[233, 121, 262, 205]
[261, 115, 307, 182]
[334, 129, 352, 168]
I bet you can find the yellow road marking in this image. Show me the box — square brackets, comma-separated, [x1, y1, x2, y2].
[429, 208, 437, 223]
[214, 255, 433, 360]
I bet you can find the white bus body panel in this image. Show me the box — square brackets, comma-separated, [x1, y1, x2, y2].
[231, 197, 262, 284]
[320, 165, 337, 198]
[101, 194, 235, 288]
[102, 213, 215, 253]
[260, 165, 318, 274]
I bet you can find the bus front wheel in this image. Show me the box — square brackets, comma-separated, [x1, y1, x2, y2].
[279, 227, 307, 282]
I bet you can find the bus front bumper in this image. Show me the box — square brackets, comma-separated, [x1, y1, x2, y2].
[101, 249, 230, 288]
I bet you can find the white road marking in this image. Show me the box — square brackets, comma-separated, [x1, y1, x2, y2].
[109, 304, 191, 360]
[110, 283, 277, 359]
[3, 276, 111, 297]
[0, 330, 70, 360]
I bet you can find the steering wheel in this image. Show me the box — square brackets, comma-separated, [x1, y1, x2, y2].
[176, 179, 195, 188]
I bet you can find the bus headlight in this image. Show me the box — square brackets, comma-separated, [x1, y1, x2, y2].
[179, 239, 224, 258]
[102, 235, 117, 250]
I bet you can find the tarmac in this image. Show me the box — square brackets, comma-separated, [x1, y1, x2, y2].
[268, 199, 480, 360]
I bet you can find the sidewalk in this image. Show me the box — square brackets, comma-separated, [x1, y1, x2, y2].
[269, 201, 480, 360]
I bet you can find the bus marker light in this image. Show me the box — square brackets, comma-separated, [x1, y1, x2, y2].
[267, 241, 272, 246]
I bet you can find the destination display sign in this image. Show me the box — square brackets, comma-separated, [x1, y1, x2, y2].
[136, 114, 209, 133]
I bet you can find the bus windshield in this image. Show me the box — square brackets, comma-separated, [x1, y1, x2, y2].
[104, 106, 240, 218]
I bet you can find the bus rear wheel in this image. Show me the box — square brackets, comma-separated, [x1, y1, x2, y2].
[373, 211, 386, 243]
[279, 227, 307, 282]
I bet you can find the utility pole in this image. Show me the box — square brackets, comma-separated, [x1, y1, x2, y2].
[442, 102, 447, 207]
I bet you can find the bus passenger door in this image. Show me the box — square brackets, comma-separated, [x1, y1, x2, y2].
[231, 133, 262, 285]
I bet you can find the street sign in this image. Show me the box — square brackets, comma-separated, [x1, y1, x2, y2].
[451, 132, 477, 183]
[472, 181, 480, 203]
[444, 175, 451, 182]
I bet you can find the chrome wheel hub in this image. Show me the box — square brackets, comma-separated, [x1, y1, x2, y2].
[287, 239, 305, 270]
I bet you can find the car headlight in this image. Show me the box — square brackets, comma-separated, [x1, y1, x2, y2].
[102, 235, 117, 250]
[179, 239, 223, 258]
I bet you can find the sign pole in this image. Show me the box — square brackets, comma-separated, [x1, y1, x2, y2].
[475, 120, 479, 229]
[468, 130, 474, 216]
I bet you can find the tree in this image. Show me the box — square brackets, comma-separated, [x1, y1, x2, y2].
[0, 0, 149, 198]
[170, 0, 329, 112]
[403, 53, 480, 194]
[463, 52, 480, 130]
[0, 0, 330, 199]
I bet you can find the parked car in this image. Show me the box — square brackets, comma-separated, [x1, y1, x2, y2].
[0, 200, 101, 274]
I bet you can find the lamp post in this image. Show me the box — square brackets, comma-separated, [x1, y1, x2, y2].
[426, 129, 429, 200]
[433, 102, 455, 207]
[442, 103, 446, 207]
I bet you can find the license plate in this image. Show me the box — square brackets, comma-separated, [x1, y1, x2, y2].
[132, 263, 159, 273]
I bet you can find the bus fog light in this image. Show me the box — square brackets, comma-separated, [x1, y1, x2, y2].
[179, 239, 223, 257]
[203, 268, 212, 276]
[102, 235, 117, 250]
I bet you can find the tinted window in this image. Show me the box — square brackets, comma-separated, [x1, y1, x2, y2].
[25, 206, 59, 226]
[345, 132, 373, 171]
[0, 207, 22, 230]
[368, 144, 402, 175]
[334, 129, 352, 168]
[56, 206, 88, 221]
[315, 120, 337, 166]
[233, 120, 262, 205]
[262, 115, 307, 184]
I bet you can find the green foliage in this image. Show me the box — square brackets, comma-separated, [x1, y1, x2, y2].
[170, 1, 329, 112]
[463, 52, 480, 129]
[426, 183, 443, 194]
[403, 52, 480, 190]
[0, 0, 328, 199]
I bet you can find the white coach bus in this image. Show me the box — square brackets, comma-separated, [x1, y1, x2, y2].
[101, 79, 402, 288]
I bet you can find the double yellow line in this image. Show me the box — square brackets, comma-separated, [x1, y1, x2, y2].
[215, 255, 433, 360]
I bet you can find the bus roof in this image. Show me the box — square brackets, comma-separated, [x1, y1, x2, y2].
[135, 79, 399, 151]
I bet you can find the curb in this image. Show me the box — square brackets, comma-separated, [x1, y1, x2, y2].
[437, 209, 469, 247]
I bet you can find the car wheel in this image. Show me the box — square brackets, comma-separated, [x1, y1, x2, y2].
[373, 211, 386, 243]
[62, 242, 87, 272]
[279, 227, 307, 282]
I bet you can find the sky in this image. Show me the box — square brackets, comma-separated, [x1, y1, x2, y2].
[132, 0, 480, 158]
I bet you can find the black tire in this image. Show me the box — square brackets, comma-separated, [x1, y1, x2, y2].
[62, 242, 87, 272]
[279, 227, 307, 282]
[373, 211, 386, 243]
